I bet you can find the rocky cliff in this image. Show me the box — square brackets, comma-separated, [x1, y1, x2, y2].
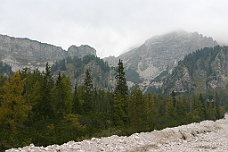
[104, 30, 218, 83]
[162, 46, 228, 94]
[0, 34, 96, 71]
[51, 55, 116, 91]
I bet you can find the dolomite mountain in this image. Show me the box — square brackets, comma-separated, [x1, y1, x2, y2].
[104, 30, 218, 83]
[0, 34, 96, 71]
[162, 46, 228, 94]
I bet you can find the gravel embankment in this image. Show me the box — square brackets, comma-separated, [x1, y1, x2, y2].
[6, 115, 228, 152]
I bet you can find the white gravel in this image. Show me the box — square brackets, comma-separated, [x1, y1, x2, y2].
[6, 114, 228, 152]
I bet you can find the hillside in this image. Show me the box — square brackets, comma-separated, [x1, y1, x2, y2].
[51, 55, 115, 90]
[0, 34, 96, 71]
[162, 46, 228, 94]
[104, 30, 218, 84]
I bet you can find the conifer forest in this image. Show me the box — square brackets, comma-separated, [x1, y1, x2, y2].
[0, 60, 225, 151]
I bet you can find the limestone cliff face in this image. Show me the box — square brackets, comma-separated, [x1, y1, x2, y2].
[104, 30, 218, 83]
[162, 46, 228, 94]
[208, 49, 228, 89]
[67, 45, 96, 58]
[162, 64, 195, 94]
[0, 34, 96, 71]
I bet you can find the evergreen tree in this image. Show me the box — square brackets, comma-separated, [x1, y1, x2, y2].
[27, 70, 43, 121]
[113, 59, 128, 126]
[73, 83, 82, 114]
[36, 62, 55, 120]
[207, 101, 216, 120]
[129, 86, 147, 132]
[215, 92, 221, 119]
[104, 90, 114, 127]
[165, 97, 178, 127]
[199, 94, 206, 119]
[171, 90, 176, 107]
[113, 91, 125, 126]
[189, 96, 203, 122]
[53, 73, 73, 119]
[146, 93, 159, 131]
[115, 59, 128, 100]
[83, 69, 93, 114]
[176, 97, 189, 124]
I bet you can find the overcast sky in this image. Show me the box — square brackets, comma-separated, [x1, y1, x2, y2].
[1, 0, 228, 58]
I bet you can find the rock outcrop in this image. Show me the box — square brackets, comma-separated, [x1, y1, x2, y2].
[162, 46, 228, 94]
[104, 30, 218, 83]
[0, 34, 96, 71]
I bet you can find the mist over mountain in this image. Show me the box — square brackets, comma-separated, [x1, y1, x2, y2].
[104, 30, 218, 84]
[1, 31, 228, 152]
[0, 31, 220, 91]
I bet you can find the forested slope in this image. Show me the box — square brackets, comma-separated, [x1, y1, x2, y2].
[0, 60, 225, 151]
[51, 55, 113, 90]
[162, 46, 228, 109]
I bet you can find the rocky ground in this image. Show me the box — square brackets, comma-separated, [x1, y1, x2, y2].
[6, 114, 228, 152]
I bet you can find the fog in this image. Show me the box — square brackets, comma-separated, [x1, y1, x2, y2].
[1, 0, 228, 57]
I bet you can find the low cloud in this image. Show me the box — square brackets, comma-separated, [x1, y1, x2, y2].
[1, 0, 228, 57]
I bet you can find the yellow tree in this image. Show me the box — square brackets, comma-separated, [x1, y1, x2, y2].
[0, 72, 32, 149]
[0, 72, 31, 131]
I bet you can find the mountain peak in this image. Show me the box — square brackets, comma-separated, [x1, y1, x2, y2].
[111, 31, 218, 83]
[0, 34, 96, 71]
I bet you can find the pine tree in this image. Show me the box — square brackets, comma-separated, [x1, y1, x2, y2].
[53, 73, 73, 119]
[146, 92, 158, 131]
[176, 97, 189, 124]
[36, 62, 55, 120]
[207, 101, 216, 120]
[27, 70, 43, 121]
[165, 97, 178, 127]
[215, 92, 221, 119]
[113, 91, 125, 126]
[189, 96, 203, 122]
[199, 94, 206, 119]
[171, 90, 176, 107]
[20, 68, 43, 102]
[73, 83, 82, 114]
[83, 69, 93, 114]
[113, 59, 128, 126]
[115, 59, 128, 100]
[129, 86, 147, 132]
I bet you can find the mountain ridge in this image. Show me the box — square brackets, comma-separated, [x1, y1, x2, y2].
[0, 34, 96, 71]
[104, 30, 218, 84]
[162, 45, 228, 94]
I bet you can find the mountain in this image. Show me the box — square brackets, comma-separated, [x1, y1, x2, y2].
[104, 30, 218, 83]
[0, 34, 96, 71]
[51, 55, 115, 90]
[162, 45, 228, 94]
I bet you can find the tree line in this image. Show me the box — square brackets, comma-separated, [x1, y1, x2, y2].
[51, 55, 110, 78]
[179, 45, 222, 76]
[0, 60, 225, 151]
